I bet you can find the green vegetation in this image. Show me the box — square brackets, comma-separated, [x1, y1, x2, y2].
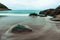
[0, 3, 8, 9]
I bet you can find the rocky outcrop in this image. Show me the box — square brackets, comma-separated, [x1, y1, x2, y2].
[29, 13, 38, 16]
[39, 5, 60, 18]
[39, 9, 54, 17]
[0, 3, 11, 10]
[51, 6, 60, 18]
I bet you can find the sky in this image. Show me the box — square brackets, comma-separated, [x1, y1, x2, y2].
[0, 0, 60, 10]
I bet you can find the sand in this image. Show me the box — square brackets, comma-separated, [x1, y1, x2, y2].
[0, 16, 60, 40]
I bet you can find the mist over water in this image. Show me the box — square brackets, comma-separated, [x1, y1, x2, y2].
[0, 16, 60, 40]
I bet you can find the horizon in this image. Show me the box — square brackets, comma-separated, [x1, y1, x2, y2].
[0, 0, 60, 10]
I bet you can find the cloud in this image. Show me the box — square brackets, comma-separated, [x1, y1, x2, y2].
[0, 0, 60, 10]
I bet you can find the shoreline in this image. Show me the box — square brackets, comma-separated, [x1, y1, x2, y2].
[0, 16, 60, 40]
[0, 14, 29, 16]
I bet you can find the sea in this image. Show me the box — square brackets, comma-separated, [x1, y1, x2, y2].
[0, 10, 40, 14]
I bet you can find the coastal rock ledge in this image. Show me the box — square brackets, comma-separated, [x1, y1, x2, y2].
[0, 3, 11, 10]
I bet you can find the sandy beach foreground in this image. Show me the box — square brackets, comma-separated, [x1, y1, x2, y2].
[0, 16, 60, 40]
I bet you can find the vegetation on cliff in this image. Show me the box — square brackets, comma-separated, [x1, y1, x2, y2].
[0, 3, 11, 10]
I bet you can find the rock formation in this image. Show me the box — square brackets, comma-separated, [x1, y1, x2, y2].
[39, 5, 60, 18]
[29, 13, 38, 16]
[0, 3, 11, 10]
[39, 9, 54, 17]
[51, 6, 60, 18]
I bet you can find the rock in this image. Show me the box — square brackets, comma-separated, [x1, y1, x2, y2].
[39, 6, 60, 17]
[56, 5, 60, 10]
[50, 18, 60, 21]
[39, 10, 47, 17]
[0, 3, 11, 10]
[51, 6, 60, 18]
[39, 9, 54, 17]
[11, 24, 32, 33]
[29, 13, 38, 16]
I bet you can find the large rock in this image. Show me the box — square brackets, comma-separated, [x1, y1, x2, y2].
[39, 9, 54, 17]
[51, 6, 60, 18]
[39, 6, 60, 17]
[0, 3, 11, 10]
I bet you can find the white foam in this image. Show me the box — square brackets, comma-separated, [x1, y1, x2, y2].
[0, 14, 29, 16]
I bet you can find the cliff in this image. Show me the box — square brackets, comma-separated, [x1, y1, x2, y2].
[0, 3, 11, 10]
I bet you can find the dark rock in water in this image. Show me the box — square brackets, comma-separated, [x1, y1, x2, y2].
[39, 11, 47, 17]
[39, 13, 46, 17]
[0, 3, 11, 10]
[11, 24, 32, 33]
[29, 13, 38, 16]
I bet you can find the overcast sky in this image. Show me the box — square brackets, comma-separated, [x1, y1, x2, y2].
[0, 0, 60, 10]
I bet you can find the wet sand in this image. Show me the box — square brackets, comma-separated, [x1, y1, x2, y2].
[0, 16, 29, 38]
[0, 16, 60, 40]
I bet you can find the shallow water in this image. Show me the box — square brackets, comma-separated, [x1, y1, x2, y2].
[0, 16, 60, 40]
[0, 10, 40, 14]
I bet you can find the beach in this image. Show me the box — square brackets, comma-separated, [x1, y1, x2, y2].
[0, 16, 60, 40]
[0, 16, 28, 38]
[0, 16, 44, 36]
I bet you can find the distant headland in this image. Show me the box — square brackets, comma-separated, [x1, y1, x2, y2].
[0, 3, 11, 10]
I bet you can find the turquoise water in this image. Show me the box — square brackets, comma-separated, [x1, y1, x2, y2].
[0, 10, 40, 14]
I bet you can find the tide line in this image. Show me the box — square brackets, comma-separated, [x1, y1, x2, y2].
[0, 14, 29, 16]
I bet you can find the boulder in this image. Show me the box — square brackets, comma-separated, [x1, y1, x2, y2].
[29, 13, 38, 16]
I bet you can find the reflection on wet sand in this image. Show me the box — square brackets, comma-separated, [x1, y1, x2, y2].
[0, 16, 60, 40]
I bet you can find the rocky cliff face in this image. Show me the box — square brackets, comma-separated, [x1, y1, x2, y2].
[39, 5, 60, 18]
[0, 3, 11, 10]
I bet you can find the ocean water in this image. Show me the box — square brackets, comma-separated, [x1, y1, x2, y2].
[0, 10, 40, 14]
